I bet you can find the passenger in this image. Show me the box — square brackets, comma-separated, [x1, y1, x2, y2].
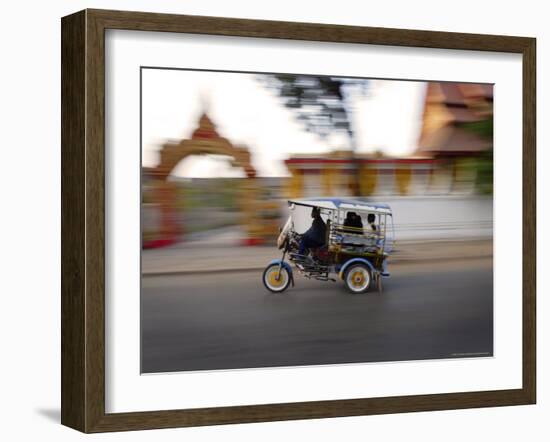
[366, 213, 381, 251]
[352, 213, 363, 230]
[343, 211, 363, 233]
[367, 213, 377, 232]
[298, 207, 326, 255]
[343, 212, 355, 233]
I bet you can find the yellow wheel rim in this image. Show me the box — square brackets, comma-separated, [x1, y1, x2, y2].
[351, 271, 365, 288]
[268, 269, 284, 287]
[265, 265, 290, 292]
[346, 266, 370, 292]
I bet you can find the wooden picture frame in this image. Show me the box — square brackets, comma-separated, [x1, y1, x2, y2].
[61, 8, 536, 433]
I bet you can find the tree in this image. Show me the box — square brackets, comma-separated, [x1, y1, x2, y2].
[258, 74, 368, 195]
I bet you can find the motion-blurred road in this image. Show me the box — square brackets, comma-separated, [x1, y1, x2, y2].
[141, 258, 493, 373]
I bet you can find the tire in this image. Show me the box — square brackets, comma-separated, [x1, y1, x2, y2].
[262, 264, 291, 293]
[344, 263, 371, 294]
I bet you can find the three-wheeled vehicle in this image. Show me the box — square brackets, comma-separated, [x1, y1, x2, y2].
[262, 198, 394, 294]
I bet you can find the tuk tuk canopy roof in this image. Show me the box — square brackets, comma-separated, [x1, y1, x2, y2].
[289, 198, 392, 214]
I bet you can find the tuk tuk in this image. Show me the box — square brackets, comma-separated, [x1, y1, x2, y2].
[262, 198, 394, 294]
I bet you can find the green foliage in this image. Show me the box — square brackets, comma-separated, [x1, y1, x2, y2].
[458, 119, 493, 139]
[178, 180, 237, 210]
[458, 118, 493, 194]
[475, 151, 494, 194]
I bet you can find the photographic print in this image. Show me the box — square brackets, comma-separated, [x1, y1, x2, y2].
[140, 68, 494, 374]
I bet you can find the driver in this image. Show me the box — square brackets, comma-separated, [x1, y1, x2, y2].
[298, 207, 326, 255]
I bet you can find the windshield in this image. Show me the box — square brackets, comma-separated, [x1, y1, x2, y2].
[277, 216, 293, 249]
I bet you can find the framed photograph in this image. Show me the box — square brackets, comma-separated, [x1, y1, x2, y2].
[61, 9, 536, 433]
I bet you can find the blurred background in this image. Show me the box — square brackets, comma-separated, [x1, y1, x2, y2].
[141, 70, 493, 266]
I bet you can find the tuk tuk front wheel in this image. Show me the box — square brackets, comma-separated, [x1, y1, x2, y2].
[263, 264, 291, 293]
[344, 264, 371, 294]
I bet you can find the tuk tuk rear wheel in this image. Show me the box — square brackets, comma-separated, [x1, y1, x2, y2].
[263, 264, 291, 293]
[344, 264, 371, 294]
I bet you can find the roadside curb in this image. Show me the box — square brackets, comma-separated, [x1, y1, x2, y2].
[142, 253, 493, 277]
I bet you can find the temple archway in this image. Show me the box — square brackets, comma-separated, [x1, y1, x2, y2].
[143, 113, 276, 248]
[152, 114, 256, 181]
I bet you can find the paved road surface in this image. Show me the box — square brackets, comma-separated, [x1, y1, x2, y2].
[141, 258, 493, 373]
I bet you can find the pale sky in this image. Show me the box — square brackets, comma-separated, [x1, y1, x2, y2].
[141, 69, 427, 178]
